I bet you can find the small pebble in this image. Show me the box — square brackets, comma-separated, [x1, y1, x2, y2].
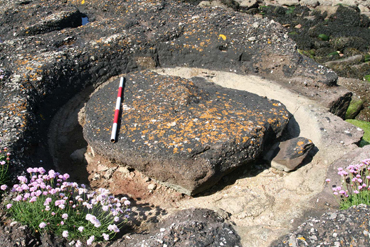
[148, 183, 157, 190]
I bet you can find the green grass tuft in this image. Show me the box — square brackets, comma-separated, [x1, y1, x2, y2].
[346, 119, 370, 147]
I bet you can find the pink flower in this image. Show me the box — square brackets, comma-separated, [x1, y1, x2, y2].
[62, 230, 68, 238]
[62, 213, 68, 220]
[51, 212, 56, 216]
[21, 184, 29, 191]
[103, 233, 109, 241]
[17, 176, 28, 183]
[61, 221, 64, 225]
[55, 199, 65, 206]
[13, 195, 22, 201]
[85, 214, 93, 221]
[108, 224, 120, 232]
[1, 184, 7, 190]
[78, 226, 84, 232]
[325, 179, 330, 183]
[124, 200, 131, 206]
[39, 222, 47, 228]
[44, 197, 52, 205]
[76, 240, 82, 247]
[63, 173, 70, 180]
[38, 167, 46, 174]
[6, 204, 12, 209]
[87, 236, 94, 245]
[354, 190, 360, 194]
[29, 196, 37, 203]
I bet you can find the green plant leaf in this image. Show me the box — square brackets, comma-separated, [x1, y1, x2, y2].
[318, 34, 329, 41]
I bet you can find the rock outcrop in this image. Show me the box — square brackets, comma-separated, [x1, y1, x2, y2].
[83, 71, 291, 195]
[112, 208, 242, 247]
[0, 0, 346, 159]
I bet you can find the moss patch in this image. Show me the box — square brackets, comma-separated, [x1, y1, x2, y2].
[345, 98, 364, 119]
[364, 75, 370, 82]
[346, 119, 370, 147]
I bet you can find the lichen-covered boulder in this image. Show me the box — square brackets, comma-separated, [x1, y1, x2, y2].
[83, 71, 291, 195]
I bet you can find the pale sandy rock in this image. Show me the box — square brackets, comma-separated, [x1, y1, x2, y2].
[358, 4, 370, 12]
[198, 0, 228, 8]
[300, 0, 320, 7]
[314, 5, 340, 16]
[235, 0, 259, 7]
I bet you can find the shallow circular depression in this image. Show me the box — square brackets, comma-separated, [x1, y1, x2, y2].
[48, 67, 361, 247]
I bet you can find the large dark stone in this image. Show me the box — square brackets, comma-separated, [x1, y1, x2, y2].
[112, 208, 242, 247]
[83, 71, 291, 195]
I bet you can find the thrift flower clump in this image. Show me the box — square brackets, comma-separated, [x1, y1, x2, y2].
[2, 167, 131, 246]
[0, 143, 10, 186]
[327, 158, 370, 210]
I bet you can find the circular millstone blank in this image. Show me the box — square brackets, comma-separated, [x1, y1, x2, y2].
[83, 70, 291, 195]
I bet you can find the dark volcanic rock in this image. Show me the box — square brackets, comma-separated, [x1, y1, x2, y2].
[83, 71, 291, 195]
[112, 208, 242, 247]
[268, 137, 314, 172]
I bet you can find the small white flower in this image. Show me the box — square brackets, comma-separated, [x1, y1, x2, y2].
[39, 222, 47, 228]
[62, 230, 69, 238]
[87, 236, 94, 245]
[102, 233, 109, 241]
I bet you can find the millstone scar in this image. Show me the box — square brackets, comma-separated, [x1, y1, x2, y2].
[83, 70, 291, 195]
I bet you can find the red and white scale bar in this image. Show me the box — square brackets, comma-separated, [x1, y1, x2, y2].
[110, 77, 125, 143]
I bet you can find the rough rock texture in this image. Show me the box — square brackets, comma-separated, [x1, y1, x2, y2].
[83, 71, 291, 195]
[270, 204, 370, 247]
[0, 0, 366, 246]
[265, 137, 314, 172]
[112, 208, 242, 247]
[0, 0, 346, 173]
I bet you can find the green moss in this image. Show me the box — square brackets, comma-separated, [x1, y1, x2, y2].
[298, 49, 315, 59]
[327, 51, 339, 59]
[346, 119, 370, 147]
[288, 31, 298, 36]
[259, 5, 270, 15]
[364, 54, 370, 62]
[364, 75, 370, 82]
[286, 6, 295, 15]
[345, 98, 364, 119]
[318, 34, 329, 41]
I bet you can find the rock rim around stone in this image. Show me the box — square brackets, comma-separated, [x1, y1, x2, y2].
[83, 70, 291, 195]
